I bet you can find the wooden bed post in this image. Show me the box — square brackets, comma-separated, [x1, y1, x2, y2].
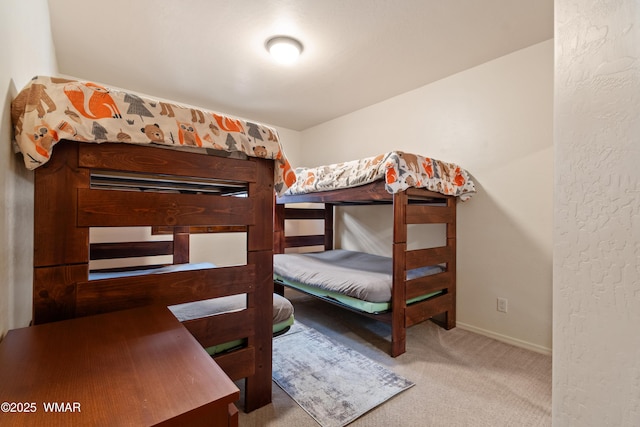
[172, 226, 190, 264]
[33, 141, 89, 324]
[324, 203, 334, 250]
[391, 191, 408, 357]
[273, 203, 286, 296]
[445, 196, 457, 329]
[274, 203, 286, 255]
[245, 158, 275, 412]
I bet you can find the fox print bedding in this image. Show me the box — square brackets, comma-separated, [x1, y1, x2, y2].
[11, 76, 295, 195]
[285, 151, 476, 200]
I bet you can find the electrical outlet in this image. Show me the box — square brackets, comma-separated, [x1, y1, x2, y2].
[497, 297, 508, 313]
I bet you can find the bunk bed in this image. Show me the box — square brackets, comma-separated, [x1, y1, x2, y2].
[11, 75, 297, 412]
[274, 151, 475, 357]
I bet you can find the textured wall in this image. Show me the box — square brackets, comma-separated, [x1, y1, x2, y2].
[554, 0, 640, 425]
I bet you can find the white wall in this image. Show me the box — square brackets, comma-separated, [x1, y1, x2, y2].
[0, 0, 57, 338]
[188, 126, 302, 266]
[300, 40, 554, 353]
[0, 0, 301, 324]
[554, 1, 640, 425]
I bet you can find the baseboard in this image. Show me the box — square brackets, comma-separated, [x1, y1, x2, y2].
[456, 322, 552, 356]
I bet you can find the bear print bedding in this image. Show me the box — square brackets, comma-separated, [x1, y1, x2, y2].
[285, 151, 476, 200]
[11, 76, 295, 195]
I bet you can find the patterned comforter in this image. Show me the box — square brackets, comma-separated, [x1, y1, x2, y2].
[11, 76, 296, 195]
[285, 151, 476, 200]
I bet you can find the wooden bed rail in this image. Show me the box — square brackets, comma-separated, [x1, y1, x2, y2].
[90, 241, 177, 260]
[75, 265, 256, 316]
[90, 225, 190, 263]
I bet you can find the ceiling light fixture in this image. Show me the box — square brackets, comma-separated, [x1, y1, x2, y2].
[265, 36, 303, 65]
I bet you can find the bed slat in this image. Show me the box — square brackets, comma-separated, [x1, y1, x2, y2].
[406, 204, 454, 224]
[283, 207, 326, 219]
[77, 189, 254, 227]
[182, 309, 255, 349]
[406, 246, 453, 269]
[90, 241, 175, 259]
[215, 347, 256, 381]
[75, 265, 255, 316]
[406, 271, 453, 300]
[78, 143, 258, 183]
[405, 293, 453, 327]
[285, 235, 326, 248]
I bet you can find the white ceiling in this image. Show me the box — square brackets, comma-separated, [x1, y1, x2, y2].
[47, 0, 553, 131]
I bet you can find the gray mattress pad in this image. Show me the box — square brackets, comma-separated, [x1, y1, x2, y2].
[274, 249, 443, 303]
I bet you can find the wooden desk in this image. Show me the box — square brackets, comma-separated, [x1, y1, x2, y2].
[0, 305, 239, 426]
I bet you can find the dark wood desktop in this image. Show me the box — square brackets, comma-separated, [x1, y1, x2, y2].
[0, 305, 239, 426]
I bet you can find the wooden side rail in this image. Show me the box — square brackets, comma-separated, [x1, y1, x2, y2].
[406, 271, 454, 300]
[77, 188, 254, 227]
[183, 309, 256, 349]
[75, 265, 256, 315]
[90, 241, 175, 260]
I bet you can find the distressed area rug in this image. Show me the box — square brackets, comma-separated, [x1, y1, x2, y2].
[272, 322, 414, 427]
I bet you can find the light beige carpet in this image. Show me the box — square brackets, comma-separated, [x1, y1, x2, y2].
[237, 290, 552, 427]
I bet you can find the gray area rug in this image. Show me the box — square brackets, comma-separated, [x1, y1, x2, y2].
[272, 322, 414, 427]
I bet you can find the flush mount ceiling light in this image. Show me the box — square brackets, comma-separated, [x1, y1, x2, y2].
[265, 36, 303, 65]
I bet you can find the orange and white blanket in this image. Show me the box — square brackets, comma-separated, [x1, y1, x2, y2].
[11, 76, 296, 195]
[285, 152, 476, 200]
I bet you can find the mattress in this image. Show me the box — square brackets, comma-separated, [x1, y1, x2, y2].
[274, 249, 443, 314]
[169, 292, 294, 325]
[11, 76, 295, 195]
[88, 262, 216, 280]
[171, 293, 295, 356]
[284, 151, 476, 200]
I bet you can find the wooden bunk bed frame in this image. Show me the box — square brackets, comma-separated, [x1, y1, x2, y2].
[33, 140, 275, 412]
[275, 180, 456, 357]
